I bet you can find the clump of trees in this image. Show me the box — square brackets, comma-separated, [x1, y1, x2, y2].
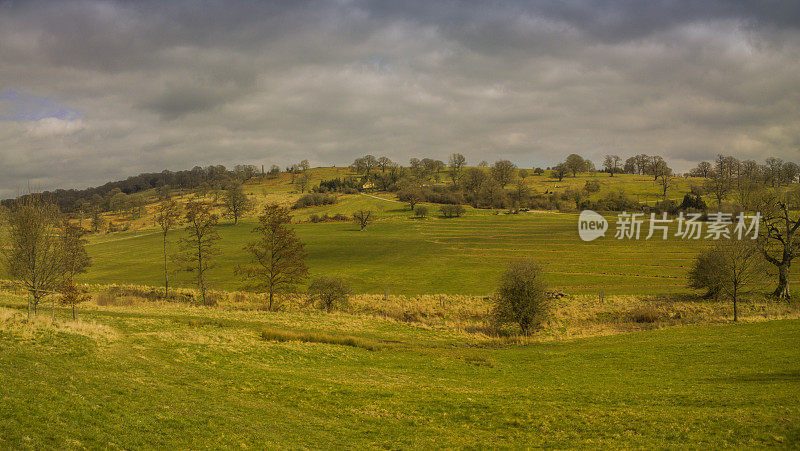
[0, 195, 91, 317]
[491, 260, 550, 334]
[292, 193, 337, 209]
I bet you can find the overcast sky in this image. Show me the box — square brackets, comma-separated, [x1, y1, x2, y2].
[1, 0, 799, 197]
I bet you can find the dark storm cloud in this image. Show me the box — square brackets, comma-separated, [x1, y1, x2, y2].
[1, 0, 799, 197]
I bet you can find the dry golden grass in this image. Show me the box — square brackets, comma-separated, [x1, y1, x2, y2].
[0, 306, 117, 341]
[3, 280, 798, 344]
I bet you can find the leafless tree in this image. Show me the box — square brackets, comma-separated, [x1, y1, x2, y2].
[175, 200, 220, 305]
[490, 160, 517, 188]
[237, 204, 308, 310]
[223, 183, 254, 224]
[756, 189, 800, 299]
[448, 153, 466, 183]
[0, 195, 90, 316]
[353, 210, 374, 231]
[155, 199, 182, 298]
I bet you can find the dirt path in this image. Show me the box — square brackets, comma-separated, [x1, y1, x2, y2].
[360, 192, 403, 203]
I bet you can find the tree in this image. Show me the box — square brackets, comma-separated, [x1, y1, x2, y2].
[448, 153, 466, 183]
[90, 207, 105, 233]
[295, 170, 312, 193]
[688, 248, 723, 299]
[223, 183, 254, 224]
[155, 200, 182, 298]
[490, 160, 517, 188]
[657, 174, 672, 200]
[0, 195, 90, 316]
[414, 205, 429, 218]
[237, 204, 308, 311]
[649, 156, 672, 181]
[353, 210, 374, 231]
[491, 260, 549, 334]
[176, 200, 220, 305]
[440, 204, 466, 218]
[705, 170, 731, 207]
[377, 156, 393, 172]
[550, 163, 568, 182]
[584, 180, 601, 194]
[563, 189, 585, 210]
[756, 189, 800, 299]
[690, 161, 712, 178]
[397, 186, 424, 211]
[60, 279, 91, 320]
[565, 154, 588, 176]
[460, 167, 488, 198]
[307, 276, 350, 312]
[603, 155, 622, 177]
[61, 221, 91, 281]
[689, 238, 764, 321]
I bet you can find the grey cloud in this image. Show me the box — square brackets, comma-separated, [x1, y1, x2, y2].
[1, 0, 799, 198]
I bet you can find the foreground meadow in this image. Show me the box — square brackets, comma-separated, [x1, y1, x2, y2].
[1, 292, 798, 448]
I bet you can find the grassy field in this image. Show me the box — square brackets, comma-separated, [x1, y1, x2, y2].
[80, 197, 797, 296]
[0, 297, 797, 448]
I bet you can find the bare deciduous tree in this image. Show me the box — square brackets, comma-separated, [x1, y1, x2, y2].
[175, 200, 220, 305]
[353, 210, 374, 231]
[223, 183, 254, 224]
[155, 199, 182, 298]
[689, 238, 764, 321]
[307, 276, 350, 312]
[448, 153, 466, 183]
[756, 190, 800, 299]
[0, 195, 90, 316]
[490, 160, 517, 188]
[237, 204, 308, 310]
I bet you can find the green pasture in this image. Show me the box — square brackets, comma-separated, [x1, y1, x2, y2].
[0, 297, 797, 448]
[79, 193, 796, 296]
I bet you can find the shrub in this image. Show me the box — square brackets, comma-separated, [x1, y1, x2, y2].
[316, 177, 362, 193]
[292, 193, 337, 209]
[414, 205, 429, 218]
[440, 204, 466, 218]
[584, 180, 601, 193]
[679, 193, 707, 211]
[307, 277, 350, 312]
[629, 306, 661, 323]
[491, 260, 549, 334]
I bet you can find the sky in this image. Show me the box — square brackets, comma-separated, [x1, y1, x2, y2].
[1, 0, 799, 198]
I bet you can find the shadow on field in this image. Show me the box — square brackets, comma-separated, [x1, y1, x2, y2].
[708, 370, 800, 383]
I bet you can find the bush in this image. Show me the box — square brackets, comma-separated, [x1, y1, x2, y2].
[679, 193, 707, 211]
[316, 177, 362, 193]
[307, 277, 351, 312]
[292, 193, 337, 209]
[414, 206, 429, 218]
[584, 180, 601, 193]
[440, 204, 466, 218]
[629, 306, 661, 323]
[491, 260, 549, 334]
